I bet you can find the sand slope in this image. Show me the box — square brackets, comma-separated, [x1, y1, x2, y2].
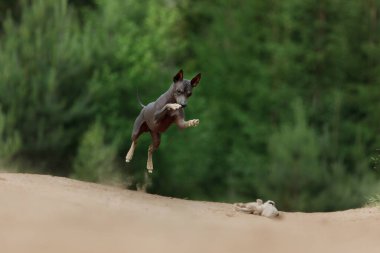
[0, 173, 379, 253]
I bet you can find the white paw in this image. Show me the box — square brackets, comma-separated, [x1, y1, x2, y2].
[147, 161, 154, 173]
[166, 103, 182, 111]
[190, 119, 199, 127]
[125, 154, 132, 162]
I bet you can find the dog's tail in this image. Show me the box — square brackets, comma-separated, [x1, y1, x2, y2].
[136, 89, 145, 108]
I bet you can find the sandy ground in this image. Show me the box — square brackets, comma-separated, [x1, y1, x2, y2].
[0, 173, 379, 253]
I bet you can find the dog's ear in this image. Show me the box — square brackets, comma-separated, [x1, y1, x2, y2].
[191, 73, 201, 87]
[173, 69, 184, 82]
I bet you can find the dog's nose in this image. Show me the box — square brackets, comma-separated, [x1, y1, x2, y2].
[181, 104, 187, 108]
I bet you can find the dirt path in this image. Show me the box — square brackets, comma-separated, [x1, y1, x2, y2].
[0, 173, 379, 253]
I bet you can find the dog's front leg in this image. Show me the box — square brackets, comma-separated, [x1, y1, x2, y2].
[175, 117, 199, 129]
[154, 103, 182, 122]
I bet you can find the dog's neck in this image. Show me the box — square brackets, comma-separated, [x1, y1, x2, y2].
[162, 84, 176, 103]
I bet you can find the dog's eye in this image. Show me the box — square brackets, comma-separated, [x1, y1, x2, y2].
[176, 90, 181, 94]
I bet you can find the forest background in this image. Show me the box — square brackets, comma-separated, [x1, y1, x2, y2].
[0, 0, 380, 211]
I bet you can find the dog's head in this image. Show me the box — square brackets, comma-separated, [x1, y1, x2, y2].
[262, 200, 279, 218]
[172, 69, 201, 108]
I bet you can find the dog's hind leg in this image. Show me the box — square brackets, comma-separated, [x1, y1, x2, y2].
[146, 145, 154, 172]
[147, 132, 161, 173]
[126, 112, 147, 163]
[126, 141, 136, 162]
[234, 205, 253, 214]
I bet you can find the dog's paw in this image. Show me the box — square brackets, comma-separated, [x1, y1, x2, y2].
[166, 103, 182, 111]
[188, 119, 199, 127]
[147, 158, 154, 173]
[125, 152, 133, 163]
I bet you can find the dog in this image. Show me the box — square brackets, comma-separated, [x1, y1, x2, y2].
[125, 69, 201, 173]
[234, 199, 279, 218]
[234, 199, 264, 215]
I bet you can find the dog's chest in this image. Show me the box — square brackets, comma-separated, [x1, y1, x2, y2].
[156, 116, 175, 132]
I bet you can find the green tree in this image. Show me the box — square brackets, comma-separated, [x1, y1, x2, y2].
[0, 107, 21, 162]
[262, 99, 376, 211]
[0, 0, 95, 173]
[71, 121, 118, 183]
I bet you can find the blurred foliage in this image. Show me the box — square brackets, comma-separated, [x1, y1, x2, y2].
[71, 121, 119, 183]
[0, 106, 21, 162]
[0, 0, 379, 211]
[0, 0, 95, 174]
[367, 193, 380, 207]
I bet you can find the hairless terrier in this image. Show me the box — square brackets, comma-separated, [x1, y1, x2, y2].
[125, 69, 201, 173]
